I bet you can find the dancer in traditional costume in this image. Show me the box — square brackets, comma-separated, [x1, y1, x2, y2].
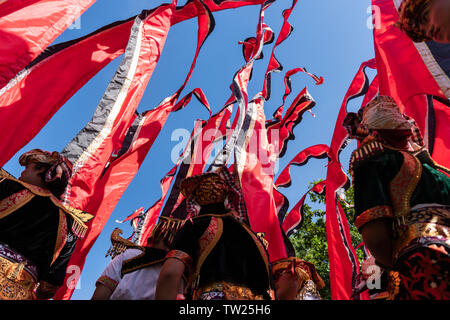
[396, 0, 450, 43]
[92, 217, 184, 300]
[271, 257, 324, 300]
[344, 95, 450, 299]
[155, 166, 273, 300]
[0, 149, 92, 300]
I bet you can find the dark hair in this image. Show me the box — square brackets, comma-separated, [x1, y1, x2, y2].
[35, 163, 69, 199]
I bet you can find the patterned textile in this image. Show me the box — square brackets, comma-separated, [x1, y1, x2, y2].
[0, 243, 38, 281]
[296, 280, 322, 300]
[180, 171, 229, 206]
[193, 281, 266, 300]
[0, 175, 80, 291]
[362, 96, 412, 130]
[198, 291, 224, 300]
[170, 214, 272, 300]
[0, 244, 38, 300]
[180, 166, 249, 224]
[393, 244, 449, 299]
[396, 0, 433, 42]
[352, 136, 450, 300]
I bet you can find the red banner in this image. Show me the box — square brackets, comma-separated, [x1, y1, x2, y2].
[0, 0, 96, 89]
[0, 14, 133, 167]
[274, 144, 329, 238]
[272, 67, 323, 121]
[372, 0, 450, 170]
[0, 0, 266, 167]
[261, 0, 298, 100]
[325, 59, 376, 300]
[282, 180, 326, 235]
[275, 144, 330, 189]
[161, 104, 232, 218]
[266, 87, 316, 157]
[372, 0, 448, 101]
[54, 3, 176, 299]
[236, 97, 287, 262]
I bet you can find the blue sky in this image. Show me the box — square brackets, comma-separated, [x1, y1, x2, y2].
[3, 0, 376, 299]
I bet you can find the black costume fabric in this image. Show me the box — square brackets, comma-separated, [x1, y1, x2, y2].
[354, 149, 450, 217]
[0, 177, 77, 287]
[170, 207, 272, 300]
[352, 145, 450, 299]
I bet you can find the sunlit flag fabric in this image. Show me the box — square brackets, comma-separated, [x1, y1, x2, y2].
[260, 0, 298, 101]
[54, 0, 225, 298]
[53, 3, 177, 299]
[325, 59, 376, 300]
[266, 87, 317, 158]
[271, 67, 323, 121]
[372, 0, 450, 169]
[161, 104, 232, 219]
[275, 144, 330, 189]
[0, 0, 96, 89]
[135, 102, 232, 247]
[282, 180, 326, 236]
[0, 0, 266, 168]
[119, 97, 230, 246]
[0, 13, 136, 167]
[274, 144, 329, 239]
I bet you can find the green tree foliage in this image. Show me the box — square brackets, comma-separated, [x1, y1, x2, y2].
[288, 179, 364, 300]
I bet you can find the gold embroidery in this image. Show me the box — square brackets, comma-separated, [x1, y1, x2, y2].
[349, 140, 385, 180]
[0, 173, 92, 238]
[393, 223, 450, 259]
[354, 205, 394, 229]
[121, 258, 165, 277]
[63, 205, 94, 223]
[0, 256, 36, 300]
[296, 280, 322, 300]
[0, 168, 15, 180]
[56, 204, 93, 238]
[256, 233, 269, 250]
[240, 222, 271, 284]
[192, 281, 265, 300]
[389, 151, 422, 218]
[51, 209, 68, 266]
[386, 271, 401, 300]
[105, 228, 144, 259]
[191, 217, 223, 287]
[0, 189, 35, 219]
